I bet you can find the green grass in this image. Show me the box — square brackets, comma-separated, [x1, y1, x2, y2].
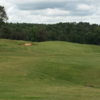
[0, 39, 100, 100]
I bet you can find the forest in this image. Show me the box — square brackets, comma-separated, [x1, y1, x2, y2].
[0, 22, 100, 45]
[0, 5, 100, 45]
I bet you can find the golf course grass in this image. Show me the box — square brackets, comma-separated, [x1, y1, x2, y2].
[0, 39, 100, 100]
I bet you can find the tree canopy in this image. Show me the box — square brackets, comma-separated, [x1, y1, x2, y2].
[0, 22, 100, 45]
[0, 5, 8, 26]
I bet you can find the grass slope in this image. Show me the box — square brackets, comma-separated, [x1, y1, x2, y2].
[0, 39, 100, 100]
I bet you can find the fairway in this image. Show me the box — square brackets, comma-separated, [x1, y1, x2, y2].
[0, 39, 100, 100]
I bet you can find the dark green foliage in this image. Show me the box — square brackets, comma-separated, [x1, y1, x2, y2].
[28, 27, 38, 41]
[0, 26, 12, 39]
[36, 29, 50, 42]
[58, 34, 68, 41]
[0, 21, 100, 45]
[0, 5, 8, 27]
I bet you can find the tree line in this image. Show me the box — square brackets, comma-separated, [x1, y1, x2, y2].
[0, 5, 100, 45]
[0, 22, 100, 45]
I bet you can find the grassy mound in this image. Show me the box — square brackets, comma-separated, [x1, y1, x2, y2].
[0, 39, 100, 100]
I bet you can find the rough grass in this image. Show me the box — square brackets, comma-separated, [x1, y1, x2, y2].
[0, 39, 100, 100]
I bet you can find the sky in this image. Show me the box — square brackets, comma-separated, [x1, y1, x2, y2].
[1, 0, 100, 24]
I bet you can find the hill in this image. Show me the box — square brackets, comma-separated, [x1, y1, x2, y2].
[0, 39, 100, 100]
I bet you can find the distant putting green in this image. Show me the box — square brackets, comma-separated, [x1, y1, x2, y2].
[0, 39, 100, 100]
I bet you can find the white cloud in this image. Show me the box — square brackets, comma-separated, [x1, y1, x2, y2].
[31, 9, 70, 16]
[45, 9, 70, 16]
[6, 0, 72, 4]
[77, 4, 94, 10]
[0, 0, 100, 24]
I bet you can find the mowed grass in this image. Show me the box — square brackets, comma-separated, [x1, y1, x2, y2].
[0, 39, 100, 100]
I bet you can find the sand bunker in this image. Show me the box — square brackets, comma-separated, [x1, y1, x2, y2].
[22, 43, 33, 46]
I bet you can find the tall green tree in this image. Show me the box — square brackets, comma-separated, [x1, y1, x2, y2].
[29, 27, 38, 41]
[0, 5, 8, 27]
[0, 26, 12, 39]
[36, 29, 49, 42]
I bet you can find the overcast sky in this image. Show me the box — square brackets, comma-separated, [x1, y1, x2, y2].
[1, 0, 100, 24]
